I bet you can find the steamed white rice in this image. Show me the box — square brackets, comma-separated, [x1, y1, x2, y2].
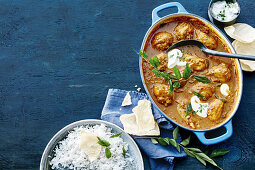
[49, 124, 135, 170]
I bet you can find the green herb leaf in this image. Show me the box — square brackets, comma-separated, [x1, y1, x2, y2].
[122, 146, 126, 157]
[180, 136, 190, 146]
[105, 147, 111, 158]
[183, 63, 191, 79]
[173, 126, 179, 140]
[110, 132, 122, 138]
[187, 147, 203, 153]
[173, 81, 181, 88]
[192, 110, 196, 115]
[134, 49, 143, 56]
[186, 103, 193, 116]
[196, 152, 218, 167]
[168, 138, 177, 147]
[169, 54, 174, 58]
[160, 72, 171, 81]
[195, 155, 207, 166]
[192, 91, 207, 100]
[158, 137, 168, 146]
[151, 69, 177, 81]
[97, 137, 110, 147]
[152, 68, 162, 77]
[134, 49, 148, 59]
[151, 138, 158, 144]
[149, 55, 159, 68]
[169, 79, 174, 94]
[164, 72, 178, 80]
[215, 95, 227, 102]
[173, 66, 181, 79]
[210, 149, 229, 158]
[183, 147, 196, 158]
[193, 75, 211, 83]
[176, 144, 181, 152]
[143, 51, 148, 59]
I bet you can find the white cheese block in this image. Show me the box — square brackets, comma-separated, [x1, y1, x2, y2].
[121, 92, 132, 106]
[80, 130, 101, 162]
[120, 99, 160, 136]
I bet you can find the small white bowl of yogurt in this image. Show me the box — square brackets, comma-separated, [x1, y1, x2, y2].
[208, 0, 240, 26]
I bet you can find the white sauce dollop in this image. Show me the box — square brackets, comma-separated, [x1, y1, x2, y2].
[211, 1, 239, 22]
[191, 96, 209, 118]
[167, 49, 186, 68]
[220, 84, 230, 96]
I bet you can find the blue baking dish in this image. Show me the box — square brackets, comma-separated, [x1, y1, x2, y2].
[139, 2, 243, 145]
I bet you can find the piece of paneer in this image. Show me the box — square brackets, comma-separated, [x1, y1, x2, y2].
[176, 100, 197, 129]
[174, 22, 194, 40]
[208, 63, 231, 83]
[195, 29, 217, 49]
[207, 99, 224, 121]
[183, 53, 208, 71]
[153, 84, 174, 106]
[151, 32, 174, 51]
[191, 82, 214, 100]
[156, 52, 168, 71]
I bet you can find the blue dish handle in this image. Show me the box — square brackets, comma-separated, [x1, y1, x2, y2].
[152, 2, 188, 24]
[194, 120, 233, 145]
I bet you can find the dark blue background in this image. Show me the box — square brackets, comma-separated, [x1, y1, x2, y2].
[0, 0, 254, 169]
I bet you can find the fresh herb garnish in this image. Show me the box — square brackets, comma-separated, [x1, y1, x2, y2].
[169, 54, 174, 58]
[193, 75, 211, 83]
[193, 91, 207, 100]
[122, 146, 126, 157]
[110, 132, 122, 138]
[134, 49, 148, 59]
[105, 147, 111, 158]
[174, 66, 181, 79]
[173, 126, 179, 140]
[183, 63, 191, 79]
[151, 138, 158, 144]
[136, 127, 228, 169]
[215, 95, 227, 102]
[197, 104, 208, 113]
[186, 103, 193, 116]
[136, 50, 191, 95]
[97, 137, 110, 147]
[97, 137, 112, 159]
[151, 68, 178, 81]
[210, 149, 229, 158]
[169, 79, 174, 94]
[149, 55, 159, 68]
[173, 81, 181, 88]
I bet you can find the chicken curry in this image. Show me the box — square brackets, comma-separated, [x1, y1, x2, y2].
[141, 16, 239, 130]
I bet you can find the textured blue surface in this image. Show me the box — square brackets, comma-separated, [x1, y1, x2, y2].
[0, 0, 254, 170]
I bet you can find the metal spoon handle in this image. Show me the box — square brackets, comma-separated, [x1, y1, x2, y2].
[202, 48, 255, 60]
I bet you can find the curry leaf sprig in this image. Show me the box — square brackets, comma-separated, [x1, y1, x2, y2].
[183, 63, 191, 79]
[97, 137, 111, 158]
[97, 134, 126, 159]
[193, 75, 211, 83]
[110, 132, 122, 138]
[136, 127, 229, 170]
[193, 91, 207, 100]
[186, 103, 196, 116]
[136, 50, 190, 93]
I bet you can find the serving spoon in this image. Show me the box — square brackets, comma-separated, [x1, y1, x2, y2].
[166, 40, 255, 60]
